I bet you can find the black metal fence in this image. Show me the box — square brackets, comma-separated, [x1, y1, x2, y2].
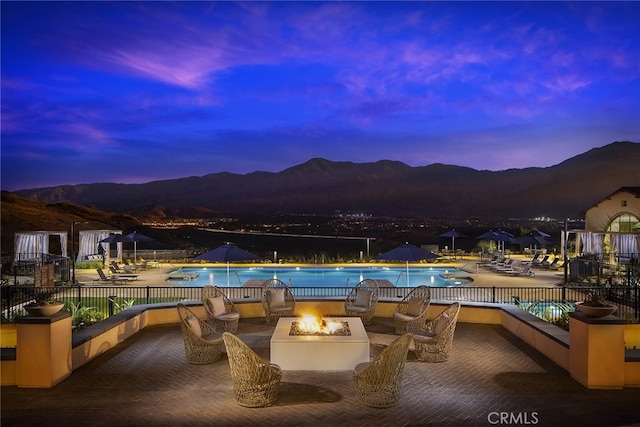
[2, 284, 638, 323]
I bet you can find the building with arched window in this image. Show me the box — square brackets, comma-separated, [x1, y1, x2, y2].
[562, 187, 640, 285]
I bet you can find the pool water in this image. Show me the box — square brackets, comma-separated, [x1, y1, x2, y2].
[167, 266, 470, 288]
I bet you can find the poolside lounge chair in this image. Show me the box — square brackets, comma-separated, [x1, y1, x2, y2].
[261, 279, 296, 325]
[393, 285, 431, 334]
[532, 255, 549, 268]
[108, 266, 139, 280]
[345, 279, 379, 326]
[94, 269, 128, 285]
[353, 333, 412, 408]
[503, 263, 535, 277]
[223, 332, 282, 407]
[176, 303, 224, 364]
[201, 285, 240, 333]
[540, 257, 560, 270]
[111, 260, 137, 274]
[413, 302, 461, 362]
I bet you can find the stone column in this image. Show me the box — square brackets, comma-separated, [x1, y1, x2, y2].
[569, 311, 625, 389]
[16, 310, 72, 388]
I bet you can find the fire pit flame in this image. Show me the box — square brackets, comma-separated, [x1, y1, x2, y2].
[290, 313, 351, 336]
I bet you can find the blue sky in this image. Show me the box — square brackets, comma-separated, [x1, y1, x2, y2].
[2, 1, 638, 191]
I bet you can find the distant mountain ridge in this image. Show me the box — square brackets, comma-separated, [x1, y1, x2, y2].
[14, 141, 640, 219]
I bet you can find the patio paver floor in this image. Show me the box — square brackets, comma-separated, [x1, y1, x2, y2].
[2, 317, 639, 427]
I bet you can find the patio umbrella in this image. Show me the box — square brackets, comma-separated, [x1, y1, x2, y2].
[439, 229, 466, 253]
[477, 230, 515, 254]
[375, 243, 439, 286]
[193, 243, 262, 286]
[124, 231, 155, 262]
[516, 234, 549, 247]
[529, 229, 551, 238]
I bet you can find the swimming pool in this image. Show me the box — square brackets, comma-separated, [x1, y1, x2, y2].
[167, 266, 471, 288]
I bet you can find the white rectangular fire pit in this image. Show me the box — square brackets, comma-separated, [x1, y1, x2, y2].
[270, 317, 370, 371]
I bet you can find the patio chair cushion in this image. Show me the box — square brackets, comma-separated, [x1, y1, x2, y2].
[434, 313, 450, 335]
[355, 289, 372, 307]
[268, 289, 286, 308]
[185, 314, 202, 338]
[206, 296, 227, 316]
[353, 361, 369, 374]
[393, 312, 416, 322]
[216, 311, 240, 321]
[407, 297, 425, 316]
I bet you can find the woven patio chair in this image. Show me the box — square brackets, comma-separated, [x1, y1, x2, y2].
[222, 332, 282, 407]
[344, 279, 379, 325]
[413, 302, 461, 362]
[393, 285, 431, 334]
[176, 303, 224, 364]
[201, 285, 240, 333]
[261, 279, 296, 325]
[352, 333, 412, 408]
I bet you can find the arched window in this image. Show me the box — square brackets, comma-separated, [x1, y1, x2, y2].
[607, 213, 640, 234]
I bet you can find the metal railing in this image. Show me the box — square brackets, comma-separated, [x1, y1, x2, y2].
[2, 284, 638, 322]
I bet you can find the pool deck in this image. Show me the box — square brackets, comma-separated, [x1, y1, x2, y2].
[76, 255, 567, 289]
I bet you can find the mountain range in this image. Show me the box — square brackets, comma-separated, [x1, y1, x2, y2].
[13, 141, 640, 220]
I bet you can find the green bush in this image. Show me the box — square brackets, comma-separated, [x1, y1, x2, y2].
[65, 302, 105, 331]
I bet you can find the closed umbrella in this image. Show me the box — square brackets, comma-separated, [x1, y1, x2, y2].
[375, 243, 439, 286]
[193, 243, 262, 286]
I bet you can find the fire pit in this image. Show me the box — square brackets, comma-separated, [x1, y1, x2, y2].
[271, 316, 369, 371]
[289, 315, 351, 336]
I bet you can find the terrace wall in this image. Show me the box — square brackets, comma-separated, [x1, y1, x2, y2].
[2, 299, 638, 389]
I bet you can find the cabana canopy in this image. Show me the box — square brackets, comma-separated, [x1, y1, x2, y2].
[13, 231, 67, 263]
[79, 230, 122, 263]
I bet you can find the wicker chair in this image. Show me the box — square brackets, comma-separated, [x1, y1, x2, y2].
[344, 279, 379, 325]
[261, 279, 296, 325]
[222, 332, 282, 407]
[176, 303, 224, 364]
[393, 285, 431, 334]
[352, 333, 412, 408]
[201, 285, 240, 333]
[413, 302, 461, 362]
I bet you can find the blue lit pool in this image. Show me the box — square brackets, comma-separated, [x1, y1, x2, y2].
[167, 266, 471, 288]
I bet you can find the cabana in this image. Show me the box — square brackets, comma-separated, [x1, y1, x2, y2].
[78, 230, 122, 265]
[13, 231, 67, 264]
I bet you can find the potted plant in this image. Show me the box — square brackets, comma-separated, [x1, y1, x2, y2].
[575, 291, 617, 318]
[24, 289, 65, 317]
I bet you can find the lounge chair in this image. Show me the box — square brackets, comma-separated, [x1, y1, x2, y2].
[503, 263, 535, 277]
[352, 333, 412, 407]
[540, 257, 560, 270]
[111, 260, 137, 274]
[532, 255, 549, 268]
[108, 266, 139, 280]
[201, 285, 240, 333]
[261, 279, 296, 325]
[413, 302, 461, 362]
[176, 303, 224, 364]
[345, 279, 379, 326]
[223, 332, 282, 407]
[393, 285, 431, 334]
[94, 268, 128, 285]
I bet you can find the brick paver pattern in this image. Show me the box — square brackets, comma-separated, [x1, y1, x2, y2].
[2, 318, 639, 427]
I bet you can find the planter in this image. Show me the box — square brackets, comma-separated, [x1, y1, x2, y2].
[575, 303, 617, 318]
[25, 302, 65, 317]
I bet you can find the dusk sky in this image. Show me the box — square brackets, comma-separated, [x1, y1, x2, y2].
[2, 1, 638, 192]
